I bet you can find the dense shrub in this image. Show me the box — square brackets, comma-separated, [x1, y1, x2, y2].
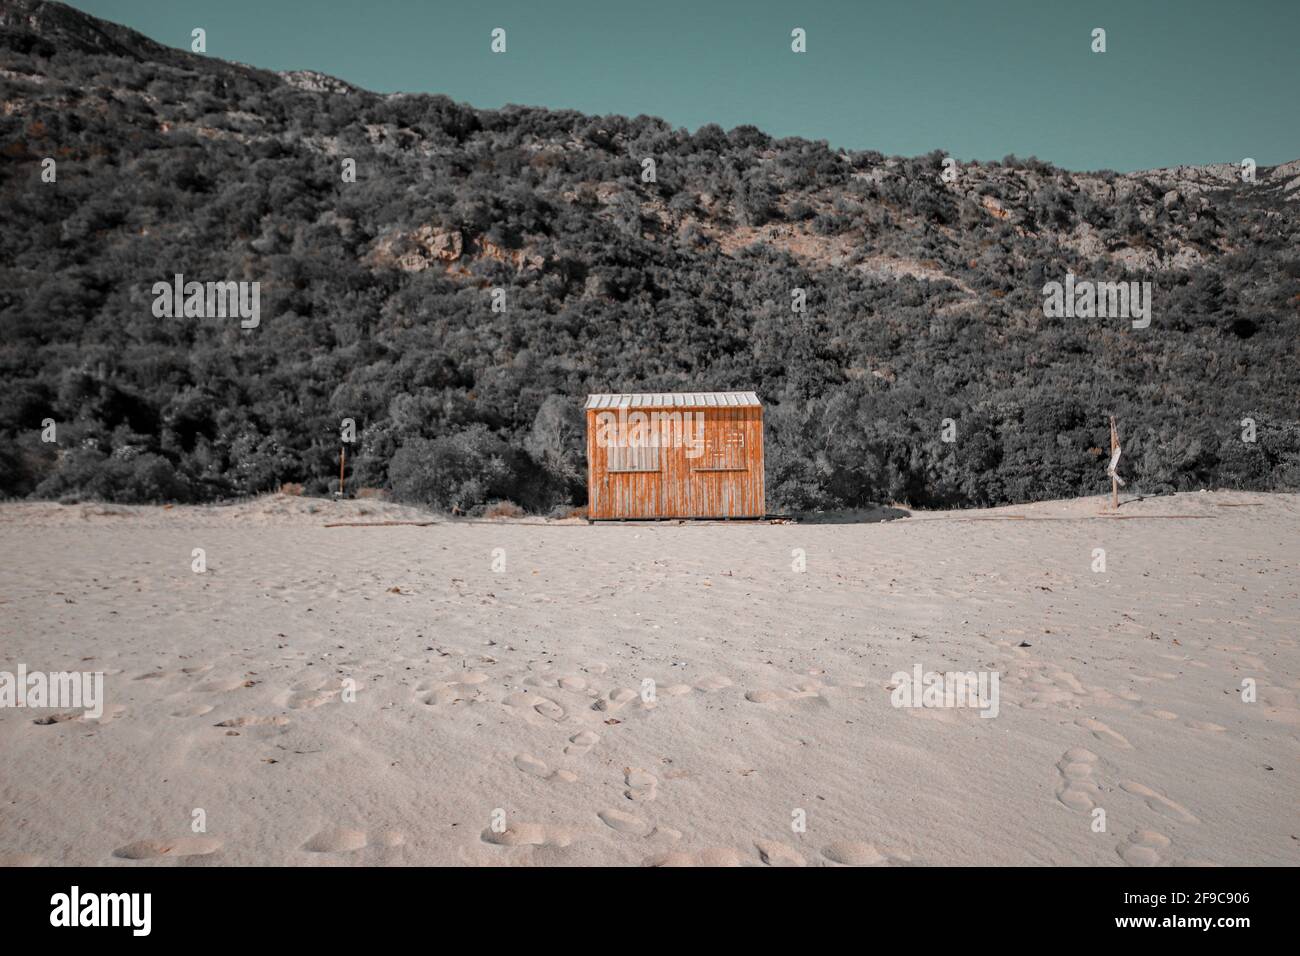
[389, 426, 531, 513]
[33, 448, 194, 503]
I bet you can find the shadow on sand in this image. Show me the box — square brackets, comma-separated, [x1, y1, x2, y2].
[787, 505, 912, 525]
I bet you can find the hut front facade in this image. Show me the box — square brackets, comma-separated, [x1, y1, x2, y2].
[585, 392, 764, 520]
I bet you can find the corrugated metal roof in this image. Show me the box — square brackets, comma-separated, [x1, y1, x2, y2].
[585, 391, 762, 410]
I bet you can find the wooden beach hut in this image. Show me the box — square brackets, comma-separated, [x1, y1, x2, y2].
[585, 392, 764, 520]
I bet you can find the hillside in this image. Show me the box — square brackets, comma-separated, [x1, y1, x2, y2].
[1, 0, 1297, 512]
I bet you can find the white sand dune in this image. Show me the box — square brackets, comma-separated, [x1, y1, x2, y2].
[0, 491, 1296, 866]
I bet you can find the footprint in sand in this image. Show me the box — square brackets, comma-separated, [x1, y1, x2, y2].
[501, 690, 562, 723]
[623, 767, 659, 802]
[564, 730, 600, 756]
[745, 686, 825, 707]
[425, 673, 490, 700]
[302, 827, 368, 853]
[293, 673, 329, 691]
[170, 704, 215, 718]
[480, 823, 573, 848]
[113, 837, 222, 860]
[557, 675, 587, 692]
[1020, 668, 1091, 710]
[214, 715, 290, 728]
[1055, 748, 1102, 812]
[288, 688, 339, 710]
[513, 753, 550, 777]
[822, 841, 910, 866]
[598, 808, 651, 836]
[1117, 829, 1172, 867]
[94, 704, 128, 725]
[1144, 709, 1179, 721]
[512, 753, 577, 783]
[533, 697, 566, 721]
[1184, 719, 1225, 733]
[422, 685, 472, 706]
[819, 681, 871, 702]
[592, 688, 638, 713]
[1119, 782, 1198, 823]
[1077, 717, 1132, 749]
[694, 675, 732, 692]
[31, 711, 84, 726]
[643, 847, 744, 867]
[688, 848, 744, 866]
[196, 677, 251, 693]
[1023, 687, 1076, 709]
[755, 841, 806, 867]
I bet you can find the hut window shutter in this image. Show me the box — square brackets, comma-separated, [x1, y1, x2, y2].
[608, 435, 660, 473]
[691, 427, 747, 471]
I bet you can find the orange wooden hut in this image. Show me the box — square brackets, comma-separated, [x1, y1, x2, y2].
[585, 392, 765, 520]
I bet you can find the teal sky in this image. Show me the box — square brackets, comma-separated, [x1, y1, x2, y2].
[70, 0, 1299, 172]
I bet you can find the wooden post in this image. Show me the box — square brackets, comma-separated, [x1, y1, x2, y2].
[339, 445, 346, 497]
[1109, 416, 1120, 510]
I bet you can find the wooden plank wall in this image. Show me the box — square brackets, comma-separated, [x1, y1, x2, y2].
[586, 407, 764, 519]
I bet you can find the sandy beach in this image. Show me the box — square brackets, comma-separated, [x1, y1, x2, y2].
[1, 491, 1296, 866]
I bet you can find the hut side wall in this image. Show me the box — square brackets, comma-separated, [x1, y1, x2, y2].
[586, 406, 764, 519]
